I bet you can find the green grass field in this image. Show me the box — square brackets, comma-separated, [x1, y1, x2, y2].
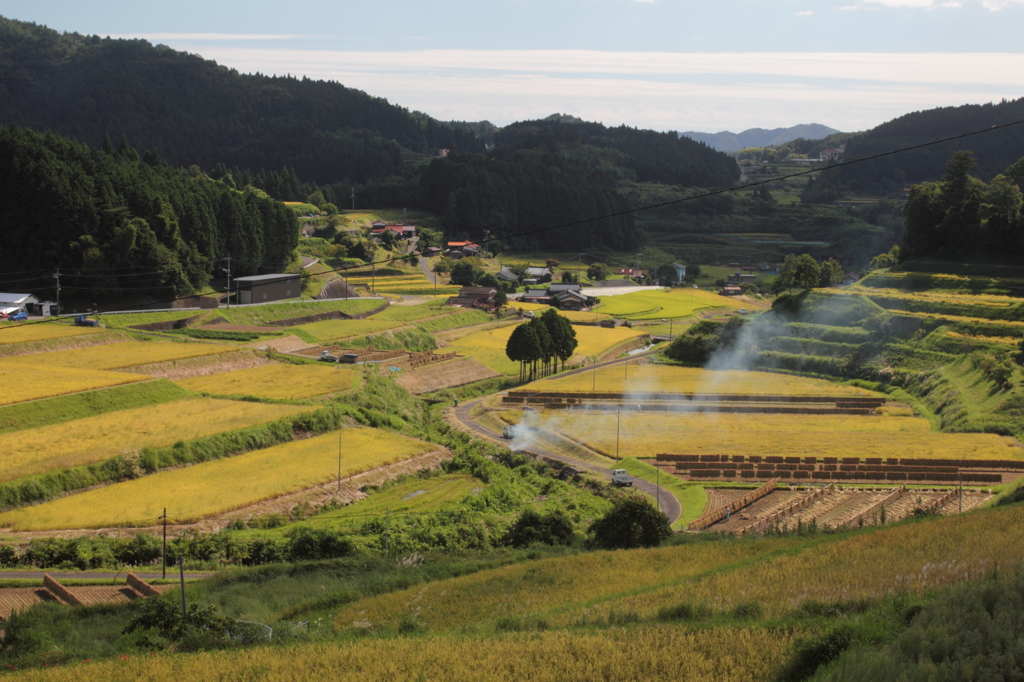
[594, 288, 749, 320]
[297, 319, 406, 343]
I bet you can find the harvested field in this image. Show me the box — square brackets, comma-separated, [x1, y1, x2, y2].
[393, 357, 500, 394]
[249, 334, 315, 353]
[0, 322, 106, 345]
[704, 486, 996, 533]
[0, 398, 309, 483]
[175, 363, 356, 399]
[1, 340, 236, 371]
[0, 429, 438, 530]
[523, 365, 879, 397]
[0, 362, 150, 406]
[122, 349, 273, 380]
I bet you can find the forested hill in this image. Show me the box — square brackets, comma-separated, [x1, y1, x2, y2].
[840, 98, 1024, 192]
[0, 126, 297, 299]
[495, 118, 739, 188]
[0, 16, 482, 185]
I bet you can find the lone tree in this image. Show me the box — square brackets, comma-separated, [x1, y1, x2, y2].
[588, 497, 672, 550]
[775, 253, 821, 293]
[504, 510, 575, 548]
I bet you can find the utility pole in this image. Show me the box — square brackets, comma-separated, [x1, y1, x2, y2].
[159, 508, 168, 580]
[615, 407, 621, 463]
[959, 470, 963, 514]
[337, 431, 342, 493]
[657, 465, 661, 513]
[351, 186, 355, 211]
[384, 508, 390, 555]
[225, 254, 231, 309]
[53, 268, 60, 315]
[178, 552, 186, 620]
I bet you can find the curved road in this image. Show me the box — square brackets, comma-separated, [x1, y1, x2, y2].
[453, 397, 682, 525]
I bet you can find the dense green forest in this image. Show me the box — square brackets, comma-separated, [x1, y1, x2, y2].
[901, 150, 1024, 259]
[0, 16, 482, 186]
[0, 126, 297, 299]
[493, 118, 739, 187]
[840, 98, 1024, 192]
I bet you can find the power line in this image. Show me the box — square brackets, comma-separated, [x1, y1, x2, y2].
[3, 116, 1022, 333]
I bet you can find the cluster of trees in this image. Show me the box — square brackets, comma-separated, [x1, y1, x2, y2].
[0, 126, 297, 299]
[773, 253, 846, 293]
[0, 18, 482, 185]
[901, 151, 1024, 259]
[664, 319, 743, 365]
[505, 309, 579, 381]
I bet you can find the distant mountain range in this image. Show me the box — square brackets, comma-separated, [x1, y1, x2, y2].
[680, 124, 842, 152]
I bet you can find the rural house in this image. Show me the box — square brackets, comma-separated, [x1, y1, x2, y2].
[497, 267, 520, 283]
[233, 274, 302, 304]
[446, 286, 498, 311]
[727, 273, 758, 285]
[0, 292, 43, 317]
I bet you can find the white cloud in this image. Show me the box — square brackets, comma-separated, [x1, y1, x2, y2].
[160, 46, 1024, 131]
[794, 9, 815, 14]
[862, 0, 1022, 8]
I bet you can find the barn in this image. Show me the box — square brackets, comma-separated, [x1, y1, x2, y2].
[233, 274, 302, 304]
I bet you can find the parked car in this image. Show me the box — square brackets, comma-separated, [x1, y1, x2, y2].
[737, 308, 749, 315]
[522, 310, 535, 318]
[7, 311, 28, 321]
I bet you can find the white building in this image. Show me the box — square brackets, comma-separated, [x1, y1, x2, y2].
[0, 293, 39, 317]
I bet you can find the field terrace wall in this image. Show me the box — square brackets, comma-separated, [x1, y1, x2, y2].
[657, 454, 1017, 485]
[129, 314, 203, 331]
[734, 484, 836, 535]
[688, 478, 779, 531]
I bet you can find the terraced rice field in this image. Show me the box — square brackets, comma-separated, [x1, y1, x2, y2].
[4, 627, 793, 682]
[0, 363, 150, 406]
[0, 398, 310, 483]
[447, 324, 646, 374]
[947, 331, 1019, 345]
[523, 365, 879, 396]
[0, 323, 105, 344]
[0, 429, 436, 530]
[174, 364, 356, 399]
[329, 502, 1024, 633]
[0, 341, 236, 371]
[373, 301, 452, 321]
[847, 286, 1024, 306]
[287, 474, 482, 530]
[594, 289, 749, 320]
[546, 411, 1022, 462]
[296, 319, 406, 342]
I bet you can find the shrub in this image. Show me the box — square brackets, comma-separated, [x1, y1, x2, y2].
[657, 601, 713, 622]
[287, 528, 353, 561]
[588, 497, 672, 550]
[503, 509, 574, 548]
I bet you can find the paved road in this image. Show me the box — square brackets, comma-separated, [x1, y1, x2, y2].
[0, 571, 211, 581]
[452, 397, 682, 525]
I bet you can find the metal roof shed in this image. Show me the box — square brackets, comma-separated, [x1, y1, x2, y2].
[233, 274, 302, 305]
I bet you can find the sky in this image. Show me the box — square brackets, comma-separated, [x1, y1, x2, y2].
[3, 0, 1023, 134]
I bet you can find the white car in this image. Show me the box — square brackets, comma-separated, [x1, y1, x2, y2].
[523, 310, 535, 318]
[611, 469, 633, 486]
[737, 308, 749, 314]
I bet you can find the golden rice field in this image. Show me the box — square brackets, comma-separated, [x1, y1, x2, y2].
[296, 319, 405, 342]
[0, 323, 104, 345]
[594, 288, 750, 320]
[447, 324, 646, 374]
[330, 503, 1024, 635]
[887, 310, 1024, 328]
[555, 309, 611, 322]
[0, 363, 150, 406]
[847, 286, 1024, 306]
[6, 627, 792, 682]
[0, 399, 309, 483]
[174, 364, 356, 399]
[0, 429, 435, 530]
[509, 302, 551, 312]
[947, 331, 1020, 345]
[549, 411, 1022, 461]
[334, 533, 804, 633]
[523, 364, 879, 396]
[0, 341, 236, 371]
[589, 502, 1024, 622]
